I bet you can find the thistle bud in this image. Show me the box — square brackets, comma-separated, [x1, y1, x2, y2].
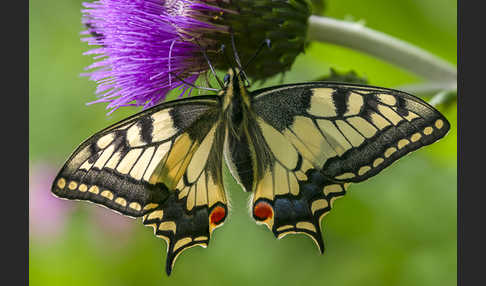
[205, 0, 311, 80]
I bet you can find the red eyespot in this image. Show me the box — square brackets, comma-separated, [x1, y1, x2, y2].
[210, 206, 226, 226]
[253, 201, 273, 221]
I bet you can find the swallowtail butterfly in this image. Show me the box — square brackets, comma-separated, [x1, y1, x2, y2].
[52, 67, 449, 275]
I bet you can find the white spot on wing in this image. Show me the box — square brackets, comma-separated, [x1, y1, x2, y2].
[151, 109, 178, 142]
[317, 119, 352, 156]
[335, 120, 364, 147]
[344, 92, 364, 116]
[403, 111, 420, 122]
[369, 112, 391, 129]
[143, 142, 171, 182]
[93, 144, 115, 169]
[126, 124, 145, 147]
[130, 147, 155, 180]
[195, 180, 208, 207]
[307, 88, 337, 117]
[186, 125, 216, 183]
[116, 148, 143, 174]
[97, 133, 115, 149]
[377, 104, 403, 125]
[79, 159, 94, 172]
[258, 118, 299, 170]
[346, 116, 377, 139]
[105, 151, 122, 169]
[290, 116, 337, 166]
[274, 163, 289, 196]
[376, 93, 397, 106]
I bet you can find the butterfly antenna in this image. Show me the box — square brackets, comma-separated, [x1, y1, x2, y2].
[230, 30, 252, 87]
[195, 39, 225, 89]
[239, 39, 271, 77]
[220, 43, 235, 74]
[230, 30, 243, 69]
[169, 71, 219, 92]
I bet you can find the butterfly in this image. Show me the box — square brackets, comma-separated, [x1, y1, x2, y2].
[51, 67, 450, 275]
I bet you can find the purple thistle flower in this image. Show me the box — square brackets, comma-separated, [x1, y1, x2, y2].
[82, 0, 229, 113]
[81, 0, 311, 113]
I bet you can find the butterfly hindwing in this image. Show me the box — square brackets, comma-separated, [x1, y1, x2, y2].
[240, 116, 347, 252]
[51, 96, 229, 274]
[248, 82, 450, 250]
[142, 120, 228, 275]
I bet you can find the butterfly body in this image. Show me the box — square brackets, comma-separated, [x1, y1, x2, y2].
[52, 69, 450, 275]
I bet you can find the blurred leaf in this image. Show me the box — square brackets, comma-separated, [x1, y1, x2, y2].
[311, 0, 326, 15]
[314, 67, 368, 84]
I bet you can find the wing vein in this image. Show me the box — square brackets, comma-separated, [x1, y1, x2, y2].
[312, 118, 342, 157]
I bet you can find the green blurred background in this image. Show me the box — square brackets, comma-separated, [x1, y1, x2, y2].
[29, 0, 457, 285]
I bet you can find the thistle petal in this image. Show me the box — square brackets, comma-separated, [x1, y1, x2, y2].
[82, 0, 226, 111]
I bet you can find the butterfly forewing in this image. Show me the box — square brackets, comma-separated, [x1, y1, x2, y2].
[51, 96, 229, 275]
[249, 82, 450, 250]
[253, 83, 450, 182]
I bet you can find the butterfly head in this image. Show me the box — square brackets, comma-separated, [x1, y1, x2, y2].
[221, 67, 251, 110]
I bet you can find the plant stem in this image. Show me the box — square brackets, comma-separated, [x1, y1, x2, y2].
[396, 81, 457, 95]
[428, 90, 457, 107]
[307, 16, 457, 83]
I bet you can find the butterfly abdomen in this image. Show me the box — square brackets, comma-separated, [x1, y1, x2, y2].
[225, 133, 254, 192]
